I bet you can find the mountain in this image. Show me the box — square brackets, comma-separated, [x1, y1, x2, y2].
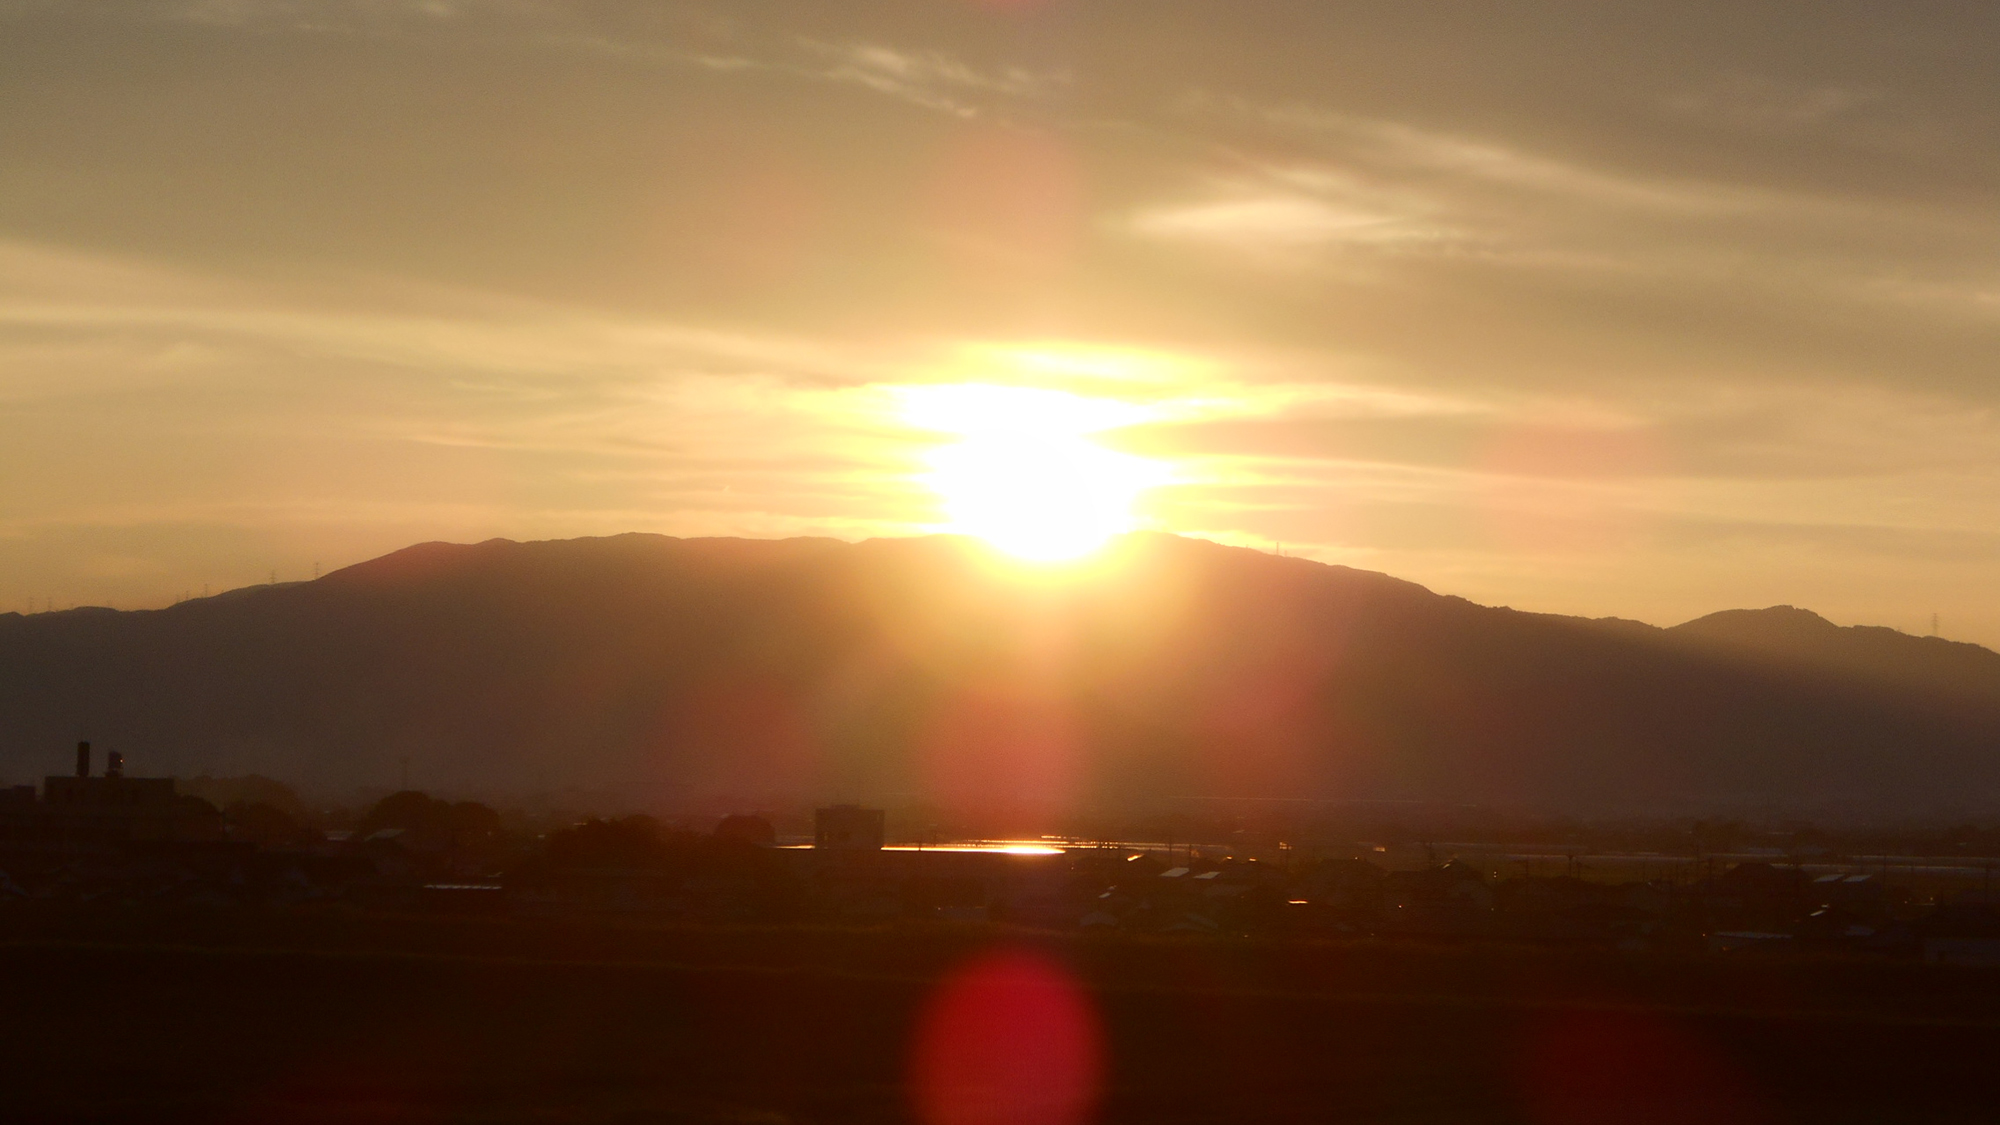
[1, 533, 1997, 818]
[1668, 606, 2000, 709]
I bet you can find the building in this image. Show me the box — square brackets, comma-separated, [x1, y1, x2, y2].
[814, 805, 885, 850]
[0, 742, 220, 844]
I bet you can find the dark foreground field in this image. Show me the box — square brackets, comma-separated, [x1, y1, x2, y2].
[3, 912, 1997, 1124]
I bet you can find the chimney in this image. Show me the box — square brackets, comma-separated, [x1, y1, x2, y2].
[106, 751, 124, 779]
[75, 741, 90, 778]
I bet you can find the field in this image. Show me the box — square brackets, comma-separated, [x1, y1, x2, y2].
[3, 910, 1997, 1123]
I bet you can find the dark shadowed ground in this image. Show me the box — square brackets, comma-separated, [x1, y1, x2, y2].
[2, 911, 1997, 1123]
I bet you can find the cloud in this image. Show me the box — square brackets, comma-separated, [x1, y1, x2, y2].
[132, 0, 485, 32]
[94, 1, 1068, 120]
[0, 242, 881, 396]
[1660, 74, 1886, 134]
[801, 40, 1066, 115]
[0, 241, 944, 574]
[1132, 94, 1861, 275]
[1179, 93, 1777, 215]
[1128, 194, 1432, 252]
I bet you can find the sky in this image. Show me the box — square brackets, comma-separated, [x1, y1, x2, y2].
[1, 1, 1996, 643]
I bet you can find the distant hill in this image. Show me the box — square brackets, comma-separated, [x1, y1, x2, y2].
[1668, 606, 2000, 708]
[1, 533, 1996, 818]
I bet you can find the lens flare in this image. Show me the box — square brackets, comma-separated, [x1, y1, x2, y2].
[900, 384, 1166, 561]
[910, 949, 1103, 1125]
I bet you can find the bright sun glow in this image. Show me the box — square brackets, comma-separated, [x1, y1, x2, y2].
[898, 384, 1167, 561]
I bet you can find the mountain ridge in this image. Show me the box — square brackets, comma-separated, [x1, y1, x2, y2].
[1, 532, 1995, 818]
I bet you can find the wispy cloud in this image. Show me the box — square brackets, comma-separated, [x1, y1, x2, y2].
[1660, 74, 1887, 134]
[104, 1, 1068, 120]
[525, 32, 1067, 118]
[801, 40, 1066, 116]
[141, 0, 492, 32]
[1180, 93, 1778, 215]
[0, 242, 880, 397]
[1129, 194, 1432, 252]
[1132, 93, 1808, 269]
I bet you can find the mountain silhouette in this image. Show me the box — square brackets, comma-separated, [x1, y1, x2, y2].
[1668, 606, 2000, 709]
[1, 533, 1996, 818]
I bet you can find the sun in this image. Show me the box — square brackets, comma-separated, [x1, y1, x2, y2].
[899, 384, 1166, 561]
[926, 432, 1159, 561]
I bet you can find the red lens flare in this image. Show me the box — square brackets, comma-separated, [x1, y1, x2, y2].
[910, 949, 1104, 1125]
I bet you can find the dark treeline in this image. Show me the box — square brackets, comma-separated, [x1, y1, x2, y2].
[8, 781, 2000, 965]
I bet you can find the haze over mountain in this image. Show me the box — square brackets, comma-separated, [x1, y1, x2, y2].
[2, 533, 1995, 821]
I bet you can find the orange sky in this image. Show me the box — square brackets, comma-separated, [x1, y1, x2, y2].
[1, 2, 1997, 644]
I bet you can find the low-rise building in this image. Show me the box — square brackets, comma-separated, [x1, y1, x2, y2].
[814, 804, 885, 850]
[0, 742, 220, 845]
